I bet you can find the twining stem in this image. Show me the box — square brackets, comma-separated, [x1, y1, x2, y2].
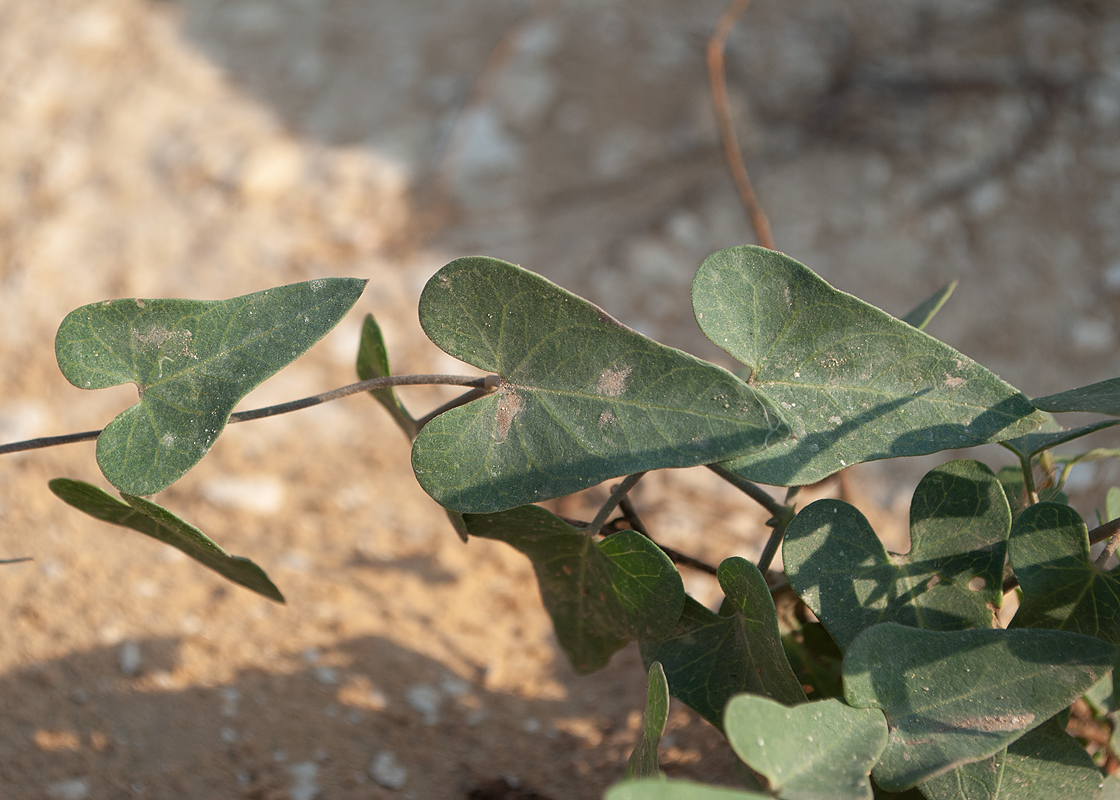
[706, 463, 786, 519]
[0, 373, 500, 456]
[1019, 454, 1040, 506]
[0, 557, 32, 565]
[584, 472, 647, 536]
[706, 463, 794, 573]
[708, 0, 774, 250]
[756, 523, 786, 574]
[617, 496, 650, 537]
[1094, 527, 1120, 568]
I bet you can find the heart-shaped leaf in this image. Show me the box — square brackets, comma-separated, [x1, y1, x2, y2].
[724, 696, 887, 800]
[641, 557, 806, 728]
[844, 623, 1114, 790]
[784, 460, 1010, 651]
[1009, 501, 1120, 644]
[49, 478, 283, 602]
[412, 256, 790, 513]
[691, 246, 1044, 486]
[1034, 377, 1120, 416]
[356, 313, 417, 439]
[919, 716, 1103, 800]
[901, 280, 957, 331]
[55, 278, 367, 495]
[606, 779, 767, 800]
[462, 505, 685, 673]
[624, 661, 670, 781]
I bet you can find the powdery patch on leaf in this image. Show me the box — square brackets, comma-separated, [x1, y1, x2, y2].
[595, 365, 632, 397]
[494, 388, 522, 442]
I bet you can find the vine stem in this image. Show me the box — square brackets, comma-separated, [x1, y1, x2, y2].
[706, 463, 785, 519]
[584, 472, 647, 536]
[708, 0, 775, 249]
[0, 373, 500, 456]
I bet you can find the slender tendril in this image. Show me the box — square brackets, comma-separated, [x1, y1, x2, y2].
[0, 373, 500, 456]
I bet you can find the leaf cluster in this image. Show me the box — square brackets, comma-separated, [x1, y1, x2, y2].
[17, 246, 1120, 799]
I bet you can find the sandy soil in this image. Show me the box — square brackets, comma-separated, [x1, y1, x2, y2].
[2, 1, 1119, 798]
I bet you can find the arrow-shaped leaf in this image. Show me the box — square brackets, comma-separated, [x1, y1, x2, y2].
[724, 696, 888, 800]
[412, 257, 790, 513]
[356, 313, 417, 439]
[843, 623, 1114, 790]
[784, 460, 1009, 651]
[1000, 412, 1120, 461]
[919, 716, 1103, 800]
[49, 478, 283, 602]
[691, 246, 1044, 486]
[1034, 377, 1120, 416]
[55, 278, 367, 495]
[1009, 501, 1120, 644]
[640, 557, 806, 728]
[901, 280, 957, 331]
[624, 661, 670, 781]
[462, 505, 684, 673]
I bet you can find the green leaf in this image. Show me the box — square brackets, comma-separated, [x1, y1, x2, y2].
[356, 313, 417, 439]
[724, 696, 888, 800]
[843, 623, 1114, 790]
[691, 246, 1044, 486]
[55, 278, 367, 495]
[1000, 413, 1120, 461]
[462, 505, 684, 673]
[641, 558, 806, 728]
[412, 256, 790, 513]
[784, 461, 1010, 651]
[901, 280, 957, 331]
[605, 779, 768, 800]
[624, 661, 670, 781]
[1107, 487, 1120, 523]
[1034, 377, 1120, 416]
[1102, 775, 1120, 800]
[918, 716, 1103, 800]
[48, 478, 283, 602]
[1008, 501, 1120, 644]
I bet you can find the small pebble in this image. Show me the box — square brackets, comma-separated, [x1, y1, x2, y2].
[313, 666, 339, 685]
[46, 778, 90, 800]
[288, 761, 320, 800]
[405, 684, 441, 725]
[370, 751, 408, 790]
[118, 642, 142, 677]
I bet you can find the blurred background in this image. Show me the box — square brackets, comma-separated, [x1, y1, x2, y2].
[2, 1, 1120, 797]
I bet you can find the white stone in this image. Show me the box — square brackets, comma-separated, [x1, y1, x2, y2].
[370, 751, 408, 790]
[288, 761, 321, 800]
[405, 684, 441, 725]
[46, 778, 90, 800]
[118, 642, 142, 677]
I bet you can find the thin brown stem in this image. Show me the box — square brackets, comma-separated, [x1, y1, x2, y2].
[585, 473, 647, 536]
[0, 374, 500, 455]
[0, 557, 32, 565]
[708, 0, 774, 249]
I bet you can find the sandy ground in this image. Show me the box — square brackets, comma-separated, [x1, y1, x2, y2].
[1, 1, 1119, 798]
